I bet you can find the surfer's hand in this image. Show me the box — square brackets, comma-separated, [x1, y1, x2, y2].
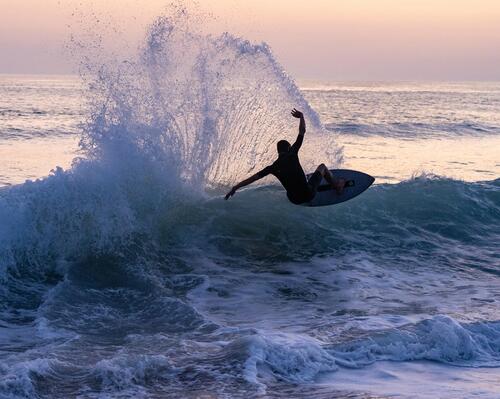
[225, 187, 236, 200]
[291, 109, 303, 119]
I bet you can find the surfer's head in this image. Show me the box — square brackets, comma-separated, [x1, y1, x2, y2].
[277, 140, 291, 154]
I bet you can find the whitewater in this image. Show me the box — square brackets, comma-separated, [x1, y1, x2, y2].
[0, 10, 499, 399]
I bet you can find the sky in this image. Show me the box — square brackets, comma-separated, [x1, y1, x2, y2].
[1, 0, 499, 81]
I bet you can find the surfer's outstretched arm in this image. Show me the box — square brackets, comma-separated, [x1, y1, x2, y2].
[225, 173, 263, 200]
[291, 109, 306, 153]
[225, 164, 274, 200]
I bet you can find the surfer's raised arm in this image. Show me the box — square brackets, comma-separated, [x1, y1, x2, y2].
[291, 108, 306, 153]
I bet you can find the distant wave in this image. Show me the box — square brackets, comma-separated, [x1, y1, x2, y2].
[324, 121, 500, 138]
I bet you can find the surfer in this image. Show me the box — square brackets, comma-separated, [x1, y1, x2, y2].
[225, 109, 345, 204]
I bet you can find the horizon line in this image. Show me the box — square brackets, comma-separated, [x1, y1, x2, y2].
[1, 72, 499, 84]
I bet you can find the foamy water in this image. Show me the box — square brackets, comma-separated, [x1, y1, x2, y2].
[0, 9, 499, 399]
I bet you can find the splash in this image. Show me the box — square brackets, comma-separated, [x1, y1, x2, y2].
[76, 5, 341, 189]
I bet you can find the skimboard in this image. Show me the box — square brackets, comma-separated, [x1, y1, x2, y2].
[301, 169, 375, 207]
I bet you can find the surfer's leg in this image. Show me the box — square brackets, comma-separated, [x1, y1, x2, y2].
[316, 164, 345, 195]
[307, 169, 323, 200]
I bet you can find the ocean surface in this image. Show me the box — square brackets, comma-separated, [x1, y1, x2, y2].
[1, 15, 500, 399]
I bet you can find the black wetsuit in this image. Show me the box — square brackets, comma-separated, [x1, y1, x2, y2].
[256, 134, 322, 204]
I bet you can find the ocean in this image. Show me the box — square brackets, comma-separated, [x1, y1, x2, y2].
[0, 15, 499, 399]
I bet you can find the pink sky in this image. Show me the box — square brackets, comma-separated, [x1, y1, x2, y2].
[1, 0, 499, 80]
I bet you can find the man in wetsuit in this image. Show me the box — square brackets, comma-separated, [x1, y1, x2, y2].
[225, 109, 344, 204]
